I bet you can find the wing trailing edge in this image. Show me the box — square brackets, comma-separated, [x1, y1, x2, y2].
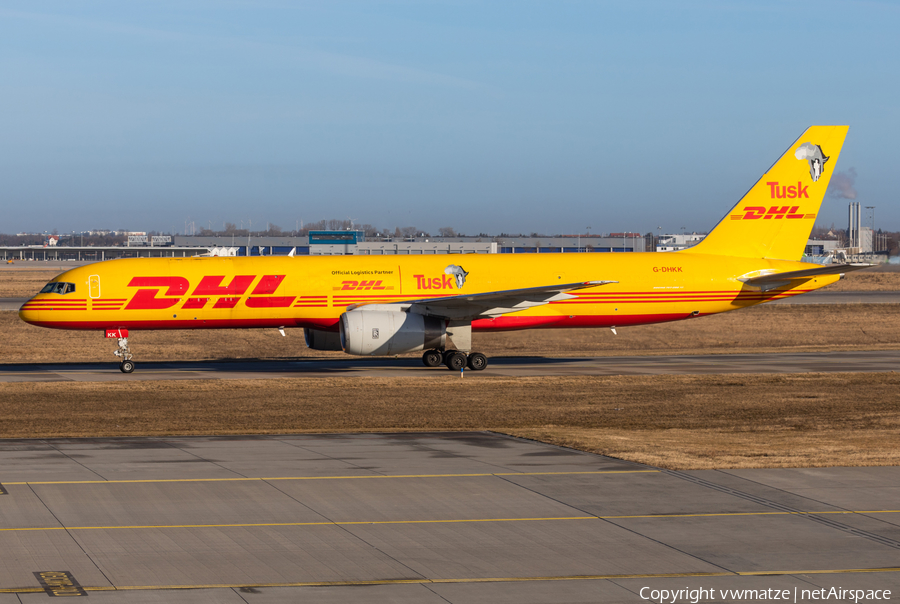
[347, 281, 617, 320]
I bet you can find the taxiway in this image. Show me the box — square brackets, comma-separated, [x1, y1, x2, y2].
[0, 433, 898, 602]
[0, 349, 898, 383]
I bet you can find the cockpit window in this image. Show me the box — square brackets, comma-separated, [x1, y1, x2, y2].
[40, 282, 76, 295]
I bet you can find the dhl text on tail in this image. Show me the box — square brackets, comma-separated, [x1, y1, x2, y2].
[19, 126, 867, 373]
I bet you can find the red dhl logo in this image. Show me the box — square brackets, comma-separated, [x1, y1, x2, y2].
[414, 274, 455, 290]
[124, 275, 295, 310]
[333, 280, 393, 291]
[766, 181, 809, 199]
[730, 206, 815, 221]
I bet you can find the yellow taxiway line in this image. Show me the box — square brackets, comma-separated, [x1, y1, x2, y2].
[3, 568, 900, 594]
[1, 509, 898, 533]
[1, 469, 658, 485]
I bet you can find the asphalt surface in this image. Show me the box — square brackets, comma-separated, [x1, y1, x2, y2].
[2, 298, 31, 310]
[0, 350, 898, 383]
[0, 433, 897, 602]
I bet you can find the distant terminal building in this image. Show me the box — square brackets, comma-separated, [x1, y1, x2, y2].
[185, 232, 649, 256]
[171, 231, 650, 256]
[1, 231, 652, 261]
[3, 227, 883, 264]
[656, 233, 706, 252]
[0, 244, 210, 262]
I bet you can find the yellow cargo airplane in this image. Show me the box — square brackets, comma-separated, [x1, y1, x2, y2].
[20, 126, 864, 373]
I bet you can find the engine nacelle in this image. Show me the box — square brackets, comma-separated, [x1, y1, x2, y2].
[340, 308, 445, 356]
[304, 328, 343, 351]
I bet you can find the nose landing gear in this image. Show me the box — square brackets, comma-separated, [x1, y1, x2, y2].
[114, 337, 135, 373]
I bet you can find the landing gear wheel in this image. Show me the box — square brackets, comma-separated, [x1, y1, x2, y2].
[444, 351, 467, 371]
[113, 336, 134, 371]
[422, 349, 443, 367]
[466, 352, 488, 371]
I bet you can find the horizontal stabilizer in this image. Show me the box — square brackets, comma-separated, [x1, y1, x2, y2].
[739, 263, 871, 286]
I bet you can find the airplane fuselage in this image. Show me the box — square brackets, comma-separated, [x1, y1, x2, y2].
[18, 251, 839, 333]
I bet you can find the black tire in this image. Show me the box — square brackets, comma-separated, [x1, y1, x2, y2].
[445, 351, 467, 371]
[422, 350, 443, 367]
[466, 352, 488, 371]
[120, 360, 135, 373]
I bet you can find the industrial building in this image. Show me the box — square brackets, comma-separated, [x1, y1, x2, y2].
[170, 232, 650, 256]
[0, 244, 206, 262]
[1, 231, 651, 261]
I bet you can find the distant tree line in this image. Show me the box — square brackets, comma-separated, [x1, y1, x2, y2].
[188, 220, 566, 240]
[6, 223, 896, 253]
[192, 221, 476, 239]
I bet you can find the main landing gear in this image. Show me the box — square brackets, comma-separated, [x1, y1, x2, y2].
[421, 349, 488, 371]
[114, 337, 135, 373]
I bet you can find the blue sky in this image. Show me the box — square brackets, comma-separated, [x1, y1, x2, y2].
[1, 1, 898, 235]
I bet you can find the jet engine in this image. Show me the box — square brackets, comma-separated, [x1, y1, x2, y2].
[303, 328, 343, 351]
[340, 309, 445, 355]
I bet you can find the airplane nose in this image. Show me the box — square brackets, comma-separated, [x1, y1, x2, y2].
[18, 295, 88, 327]
[19, 305, 37, 325]
[18, 297, 44, 325]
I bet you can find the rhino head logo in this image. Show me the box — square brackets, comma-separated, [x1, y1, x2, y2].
[794, 142, 830, 182]
[444, 264, 469, 290]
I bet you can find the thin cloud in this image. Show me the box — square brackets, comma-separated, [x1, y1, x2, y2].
[0, 8, 486, 90]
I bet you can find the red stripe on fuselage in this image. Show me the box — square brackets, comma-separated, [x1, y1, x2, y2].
[245, 296, 296, 308]
[24, 313, 698, 333]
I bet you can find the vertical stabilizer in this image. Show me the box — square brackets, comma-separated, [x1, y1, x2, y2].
[685, 126, 848, 260]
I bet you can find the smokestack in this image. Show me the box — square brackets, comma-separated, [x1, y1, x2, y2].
[848, 201, 861, 250]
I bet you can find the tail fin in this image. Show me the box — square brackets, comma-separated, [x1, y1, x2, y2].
[685, 126, 848, 260]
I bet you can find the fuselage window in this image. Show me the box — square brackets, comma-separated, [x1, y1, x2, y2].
[40, 282, 76, 295]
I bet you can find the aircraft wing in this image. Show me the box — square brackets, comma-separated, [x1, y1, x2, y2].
[739, 263, 872, 287]
[396, 280, 617, 321]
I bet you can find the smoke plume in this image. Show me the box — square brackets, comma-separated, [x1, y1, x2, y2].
[827, 167, 858, 199]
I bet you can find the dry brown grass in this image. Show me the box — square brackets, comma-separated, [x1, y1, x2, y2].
[0, 268, 63, 297]
[2, 303, 898, 363]
[823, 270, 900, 291]
[0, 373, 897, 470]
[479, 303, 900, 357]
